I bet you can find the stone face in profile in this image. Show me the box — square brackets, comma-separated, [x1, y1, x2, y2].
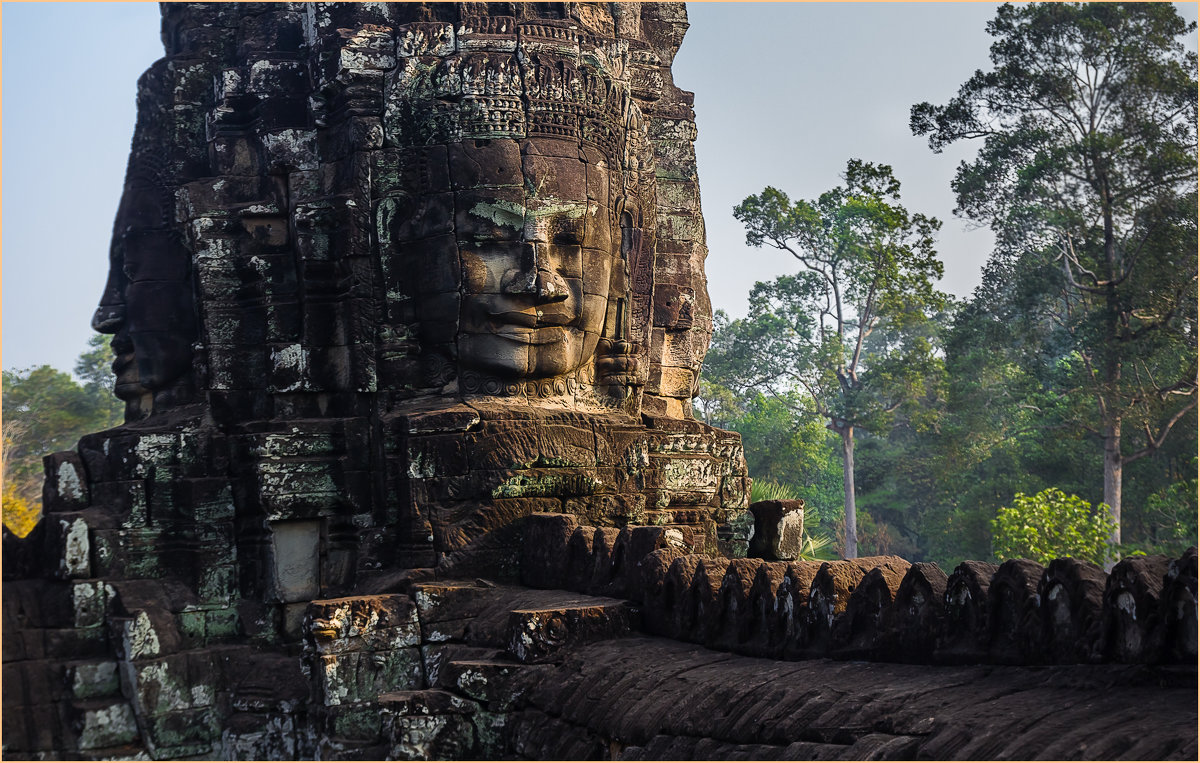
[91, 109, 199, 421]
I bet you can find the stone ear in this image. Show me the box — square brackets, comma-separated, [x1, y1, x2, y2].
[619, 210, 635, 261]
[615, 197, 640, 227]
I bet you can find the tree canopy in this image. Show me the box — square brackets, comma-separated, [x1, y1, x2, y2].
[727, 160, 947, 558]
[2, 335, 122, 535]
[699, 5, 1196, 567]
[911, 1, 1198, 556]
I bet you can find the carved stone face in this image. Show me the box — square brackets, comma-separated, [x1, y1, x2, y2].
[454, 139, 616, 380]
[92, 182, 195, 416]
[93, 283, 194, 400]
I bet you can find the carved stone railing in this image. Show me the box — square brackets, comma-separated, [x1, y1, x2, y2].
[519, 513, 1198, 666]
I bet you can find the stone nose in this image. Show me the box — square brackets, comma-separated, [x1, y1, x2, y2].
[92, 304, 126, 333]
[501, 242, 568, 302]
[522, 216, 549, 245]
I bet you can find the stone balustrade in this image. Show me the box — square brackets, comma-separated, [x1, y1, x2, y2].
[519, 512, 1198, 666]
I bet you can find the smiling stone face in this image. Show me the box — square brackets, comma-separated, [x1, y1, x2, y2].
[88, 4, 715, 422]
[378, 38, 644, 402]
[376, 129, 634, 400]
[453, 139, 617, 380]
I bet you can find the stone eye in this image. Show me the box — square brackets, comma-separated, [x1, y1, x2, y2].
[552, 219, 585, 246]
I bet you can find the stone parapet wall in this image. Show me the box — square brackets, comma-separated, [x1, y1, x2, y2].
[4, 509, 1195, 759]
[519, 513, 1198, 666]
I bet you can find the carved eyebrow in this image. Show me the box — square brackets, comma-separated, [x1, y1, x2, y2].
[552, 227, 583, 245]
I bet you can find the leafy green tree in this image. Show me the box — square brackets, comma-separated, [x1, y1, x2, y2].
[731, 160, 947, 557]
[696, 356, 845, 535]
[2, 336, 122, 534]
[76, 333, 125, 416]
[699, 322, 849, 553]
[734, 394, 844, 517]
[912, 2, 1199, 555]
[991, 487, 1116, 565]
[1129, 456, 1197, 557]
[913, 295, 1086, 565]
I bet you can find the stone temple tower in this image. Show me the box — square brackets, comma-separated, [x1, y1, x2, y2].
[4, 3, 750, 757]
[76, 0, 747, 588]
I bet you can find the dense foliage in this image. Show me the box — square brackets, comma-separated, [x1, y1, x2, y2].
[912, 2, 1198, 554]
[705, 3, 1197, 566]
[2, 335, 122, 535]
[991, 488, 1116, 565]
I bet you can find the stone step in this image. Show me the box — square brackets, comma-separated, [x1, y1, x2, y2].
[5, 657, 112, 711]
[378, 688, 478, 716]
[75, 742, 150, 761]
[377, 689, 481, 761]
[40, 625, 113, 662]
[69, 697, 141, 751]
[438, 658, 525, 710]
[27, 657, 123, 703]
[420, 642, 504, 688]
[411, 581, 498, 644]
[412, 580, 640, 655]
[507, 599, 639, 663]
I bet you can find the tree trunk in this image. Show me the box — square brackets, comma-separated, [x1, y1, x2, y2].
[1103, 415, 1122, 566]
[1099, 178, 1121, 568]
[841, 425, 858, 559]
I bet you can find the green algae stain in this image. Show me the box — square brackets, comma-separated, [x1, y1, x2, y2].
[469, 200, 524, 230]
[491, 473, 600, 499]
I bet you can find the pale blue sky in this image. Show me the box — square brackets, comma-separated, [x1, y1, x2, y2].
[3, 2, 1196, 375]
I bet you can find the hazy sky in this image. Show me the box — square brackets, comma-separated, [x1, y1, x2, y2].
[4, 2, 1196, 375]
[676, 2, 1003, 320]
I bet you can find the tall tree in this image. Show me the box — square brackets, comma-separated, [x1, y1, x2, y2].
[731, 160, 946, 557]
[698, 313, 847, 547]
[912, 2, 1198, 553]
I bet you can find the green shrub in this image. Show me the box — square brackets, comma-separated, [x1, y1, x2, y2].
[990, 487, 1115, 565]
